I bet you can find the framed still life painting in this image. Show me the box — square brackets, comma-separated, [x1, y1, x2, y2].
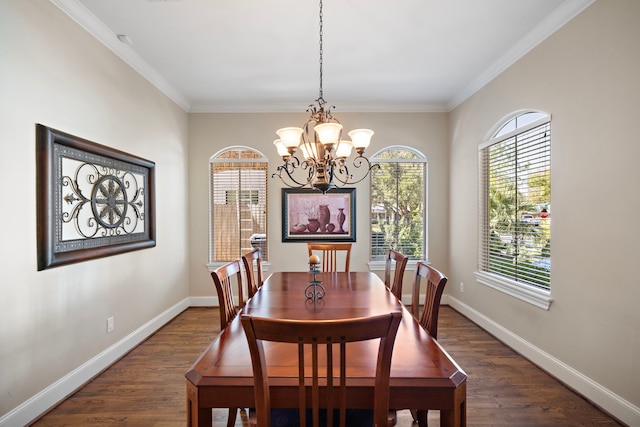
[282, 188, 355, 242]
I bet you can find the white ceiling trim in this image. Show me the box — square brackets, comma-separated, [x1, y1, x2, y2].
[50, 0, 191, 111]
[51, 0, 594, 114]
[189, 101, 450, 114]
[448, 0, 596, 110]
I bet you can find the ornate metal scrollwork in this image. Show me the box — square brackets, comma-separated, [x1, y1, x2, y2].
[305, 263, 326, 300]
[61, 162, 145, 239]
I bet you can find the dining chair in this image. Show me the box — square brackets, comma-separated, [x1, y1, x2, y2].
[240, 312, 402, 427]
[408, 261, 448, 425]
[384, 250, 408, 300]
[242, 248, 264, 299]
[307, 243, 352, 273]
[211, 260, 246, 329]
[210, 260, 245, 427]
[410, 262, 448, 338]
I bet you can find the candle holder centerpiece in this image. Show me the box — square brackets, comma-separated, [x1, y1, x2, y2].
[306, 255, 325, 300]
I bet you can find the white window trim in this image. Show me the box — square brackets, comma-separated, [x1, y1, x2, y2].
[369, 145, 428, 263]
[477, 110, 552, 310]
[209, 146, 269, 265]
[479, 115, 551, 151]
[475, 271, 552, 310]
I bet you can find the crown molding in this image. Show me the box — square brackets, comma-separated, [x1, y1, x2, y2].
[51, 0, 594, 114]
[448, 0, 596, 111]
[49, 0, 191, 112]
[189, 101, 449, 114]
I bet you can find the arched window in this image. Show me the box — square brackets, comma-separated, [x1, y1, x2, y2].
[369, 146, 427, 262]
[477, 111, 551, 309]
[209, 147, 268, 264]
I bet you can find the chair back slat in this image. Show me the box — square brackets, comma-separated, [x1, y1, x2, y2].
[242, 248, 264, 299]
[241, 312, 402, 427]
[384, 250, 408, 300]
[307, 243, 352, 273]
[411, 262, 448, 339]
[211, 260, 244, 330]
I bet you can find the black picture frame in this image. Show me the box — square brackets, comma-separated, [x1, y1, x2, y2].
[282, 188, 355, 242]
[36, 124, 156, 270]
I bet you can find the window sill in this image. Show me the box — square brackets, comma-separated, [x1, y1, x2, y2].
[474, 271, 552, 310]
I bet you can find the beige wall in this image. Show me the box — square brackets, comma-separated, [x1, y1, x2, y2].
[188, 112, 450, 298]
[0, 0, 189, 420]
[448, 0, 640, 423]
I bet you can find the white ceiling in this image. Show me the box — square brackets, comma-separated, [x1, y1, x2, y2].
[52, 0, 593, 113]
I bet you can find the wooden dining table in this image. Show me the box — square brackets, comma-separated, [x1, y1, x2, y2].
[185, 271, 466, 426]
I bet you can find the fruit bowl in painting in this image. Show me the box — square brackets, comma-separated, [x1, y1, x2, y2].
[291, 224, 307, 233]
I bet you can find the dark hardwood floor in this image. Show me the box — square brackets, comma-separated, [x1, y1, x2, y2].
[31, 306, 623, 426]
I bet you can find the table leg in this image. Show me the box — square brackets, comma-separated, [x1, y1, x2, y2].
[440, 392, 466, 426]
[416, 409, 428, 426]
[186, 381, 212, 427]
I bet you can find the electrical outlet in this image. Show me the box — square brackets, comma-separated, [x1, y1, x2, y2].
[107, 316, 114, 333]
[460, 282, 464, 293]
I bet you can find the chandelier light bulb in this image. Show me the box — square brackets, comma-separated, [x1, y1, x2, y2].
[314, 123, 343, 145]
[348, 129, 374, 151]
[273, 139, 289, 157]
[300, 143, 313, 160]
[335, 140, 353, 158]
[276, 127, 303, 149]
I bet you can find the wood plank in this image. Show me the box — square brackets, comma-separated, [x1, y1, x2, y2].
[32, 307, 622, 426]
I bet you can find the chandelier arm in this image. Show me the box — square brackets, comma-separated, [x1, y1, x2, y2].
[281, 155, 301, 172]
[329, 160, 351, 186]
[271, 157, 319, 188]
[331, 157, 381, 186]
[301, 158, 321, 186]
[271, 167, 312, 189]
[325, 160, 338, 185]
[271, 171, 306, 189]
[352, 154, 380, 172]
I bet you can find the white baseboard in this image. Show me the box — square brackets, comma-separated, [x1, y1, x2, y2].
[448, 296, 640, 427]
[0, 298, 190, 427]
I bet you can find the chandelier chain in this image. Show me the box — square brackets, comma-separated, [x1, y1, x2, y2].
[272, 0, 378, 193]
[318, 0, 324, 102]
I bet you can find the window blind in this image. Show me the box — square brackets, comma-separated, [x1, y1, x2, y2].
[479, 118, 551, 289]
[370, 147, 426, 261]
[210, 148, 268, 263]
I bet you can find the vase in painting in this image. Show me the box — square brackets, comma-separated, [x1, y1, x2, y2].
[307, 219, 320, 233]
[318, 204, 330, 233]
[337, 208, 346, 233]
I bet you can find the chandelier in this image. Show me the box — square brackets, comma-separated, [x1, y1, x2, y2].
[272, 0, 378, 194]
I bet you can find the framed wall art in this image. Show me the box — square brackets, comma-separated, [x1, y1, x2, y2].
[36, 124, 156, 270]
[282, 188, 355, 242]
